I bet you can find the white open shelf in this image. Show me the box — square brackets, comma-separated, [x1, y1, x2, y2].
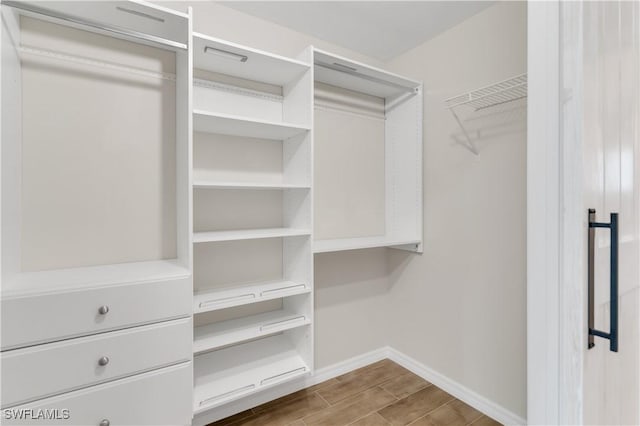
[193, 228, 311, 244]
[2, 259, 191, 297]
[193, 32, 309, 87]
[314, 48, 420, 99]
[314, 236, 422, 254]
[193, 110, 309, 140]
[193, 334, 309, 414]
[193, 181, 310, 190]
[194, 280, 310, 314]
[193, 309, 310, 354]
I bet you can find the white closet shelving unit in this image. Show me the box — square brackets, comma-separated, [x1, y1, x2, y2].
[190, 32, 314, 415]
[1, 1, 193, 424]
[312, 48, 424, 253]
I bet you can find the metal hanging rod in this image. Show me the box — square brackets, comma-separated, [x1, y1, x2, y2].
[18, 46, 177, 82]
[315, 60, 418, 94]
[3, 1, 186, 51]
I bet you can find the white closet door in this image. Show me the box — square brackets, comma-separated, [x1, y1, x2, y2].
[578, 1, 640, 424]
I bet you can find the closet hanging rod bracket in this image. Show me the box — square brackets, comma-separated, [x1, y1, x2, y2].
[2, 1, 187, 51]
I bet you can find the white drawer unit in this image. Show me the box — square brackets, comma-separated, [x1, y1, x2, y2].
[1, 275, 191, 351]
[1, 318, 192, 408]
[1, 362, 192, 426]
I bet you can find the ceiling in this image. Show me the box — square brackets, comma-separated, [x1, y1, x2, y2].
[219, 1, 494, 61]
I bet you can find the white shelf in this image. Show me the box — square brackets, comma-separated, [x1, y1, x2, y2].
[193, 181, 310, 190]
[2, 259, 191, 298]
[194, 334, 309, 413]
[193, 32, 310, 87]
[193, 110, 309, 140]
[194, 280, 310, 314]
[193, 309, 311, 354]
[193, 228, 311, 243]
[314, 48, 420, 100]
[313, 236, 421, 253]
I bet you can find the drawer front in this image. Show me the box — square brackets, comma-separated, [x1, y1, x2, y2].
[1, 318, 192, 408]
[1, 277, 191, 350]
[1, 362, 192, 426]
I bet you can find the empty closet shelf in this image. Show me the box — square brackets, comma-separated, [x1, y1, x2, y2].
[193, 334, 309, 413]
[193, 228, 311, 243]
[193, 309, 311, 354]
[193, 32, 309, 87]
[193, 110, 310, 140]
[194, 280, 310, 314]
[2, 259, 191, 297]
[314, 236, 422, 253]
[193, 181, 310, 190]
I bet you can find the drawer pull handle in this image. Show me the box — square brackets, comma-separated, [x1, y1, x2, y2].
[260, 316, 306, 331]
[98, 305, 110, 315]
[260, 367, 306, 386]
[99, 420, 110, 426]
[98, 356, 110, 366]
[199, 384, 255, 407]
[199, 293, 255, 309]
[260, 284, 306, 296]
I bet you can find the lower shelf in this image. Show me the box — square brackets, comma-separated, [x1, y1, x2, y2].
[193, 309, 311, 354]
[313, 236, 422, 253]
[193, 334, 309, 414]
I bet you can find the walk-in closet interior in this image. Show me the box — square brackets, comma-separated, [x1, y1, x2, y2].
[0, 2, 527, 425]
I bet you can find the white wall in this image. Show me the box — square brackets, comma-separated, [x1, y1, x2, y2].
[157, 0, 391, 367]
[385, 2, 527, 418]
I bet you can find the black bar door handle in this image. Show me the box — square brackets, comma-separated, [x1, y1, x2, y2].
[588, 208, 619, 352]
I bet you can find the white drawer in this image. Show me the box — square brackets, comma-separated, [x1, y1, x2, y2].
[1, 318, 192, 408]
[1, 362, 192, 426]
[1, 277, 191, 350]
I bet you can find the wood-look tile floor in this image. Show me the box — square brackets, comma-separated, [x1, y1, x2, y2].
[210, 359, 503, 426]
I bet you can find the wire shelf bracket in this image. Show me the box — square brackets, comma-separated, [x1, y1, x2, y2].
[445, 73, 527, 155]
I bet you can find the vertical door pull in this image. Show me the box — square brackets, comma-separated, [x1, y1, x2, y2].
[587, 208, 619, 352]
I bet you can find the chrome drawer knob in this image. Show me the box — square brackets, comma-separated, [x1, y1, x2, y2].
[99, 420, 110, 426]
[98, 356, 110, 366]
[98, 305, 109, 315]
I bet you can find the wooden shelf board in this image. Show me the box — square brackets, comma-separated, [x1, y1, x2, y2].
[193, 110, 309, 140]
[193, 181, 310, 190]
[313, 236, 421, 253]
[193, 309, 310, 354]
[193, 32, 310, 87]
[193, 228, 311, 243]
[193, 280, 310, 314]
[2, 259, 190, 298]
[313, 48, 420, 100]
[193, 334, 309, 413]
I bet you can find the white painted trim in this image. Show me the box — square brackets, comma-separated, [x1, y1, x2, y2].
[527, 1, 561, 425]
[387, 348, 526, 426]
[192, 346, 525, 426]
[191, 347, 388, 426]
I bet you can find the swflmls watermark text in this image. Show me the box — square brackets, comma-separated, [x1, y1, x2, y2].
[3, 408, 70, 421]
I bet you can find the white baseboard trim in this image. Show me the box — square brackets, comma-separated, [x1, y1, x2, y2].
[192, 347, 389, 426]
[386, 347, 526, 426]
[192, 346, 526, 426]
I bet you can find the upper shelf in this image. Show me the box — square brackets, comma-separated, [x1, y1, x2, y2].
[5, 1, 189, 50]
[193, 32, 310, 87]
[193, 110, 310, 140]
[313, 48, 420, 100]
[314, 236, 421, 254]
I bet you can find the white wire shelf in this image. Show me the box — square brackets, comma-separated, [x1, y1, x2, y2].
[445, 73, 527, 155]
